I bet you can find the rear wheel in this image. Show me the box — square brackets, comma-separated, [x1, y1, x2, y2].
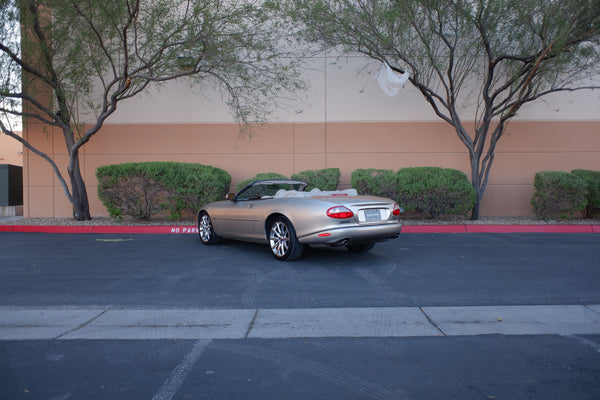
[269, 217, 304, 261]
[346, 242, 375, 253]
[198, 212, 220, 245]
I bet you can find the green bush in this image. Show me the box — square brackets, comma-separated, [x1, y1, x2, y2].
[97, 162, 231, 220]
[571, 169, 600, 218]
[235, 172, 289, 192]
[291, 168, 340, 191]
[531, 171, 587, 219]
[351, 167, 476, 218]
[350, 169, 400, 199]
[396, 167, 476, 218]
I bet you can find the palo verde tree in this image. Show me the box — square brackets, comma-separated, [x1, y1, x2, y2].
[274, 0, 600, 219]
[0, 0, 304, 220]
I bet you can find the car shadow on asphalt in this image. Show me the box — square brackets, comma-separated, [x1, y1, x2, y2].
[212, 238, 391, 266]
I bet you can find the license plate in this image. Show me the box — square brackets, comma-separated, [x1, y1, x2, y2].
[364, 209, 381, 221]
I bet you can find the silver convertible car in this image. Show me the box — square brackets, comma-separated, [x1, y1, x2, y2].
[197, 179, 403, 261]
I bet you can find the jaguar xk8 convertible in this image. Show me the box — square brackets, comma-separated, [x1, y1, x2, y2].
[197, 179, 403, 261]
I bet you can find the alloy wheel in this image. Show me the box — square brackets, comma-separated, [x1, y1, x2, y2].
[270, 220, 290, 257]
[199, 213, 213, 243]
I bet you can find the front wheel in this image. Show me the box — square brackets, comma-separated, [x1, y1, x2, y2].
[269, 217, 304, 261]
[198, 211, 221, 245]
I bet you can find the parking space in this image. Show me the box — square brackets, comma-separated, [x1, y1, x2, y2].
[1, 232, 599, 308]
[2, 335, 600, 400]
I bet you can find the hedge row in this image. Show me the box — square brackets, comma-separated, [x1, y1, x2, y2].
[236, 166, 477, 219]
[97, 161, 599, 221]
[235, 168, 341, 192]
[351, 167, 476, 218]
[96, 164, 476, 220]
[96, 162, 231, 220]
[531, 170, 600, 219]
[97, 165, 341, 220]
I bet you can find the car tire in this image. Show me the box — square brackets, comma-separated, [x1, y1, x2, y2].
[269, 217, 304, 261]
[198, 211, 221, 245]
[346, 242, 375, 253]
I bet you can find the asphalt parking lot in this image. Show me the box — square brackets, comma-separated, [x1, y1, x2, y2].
[1, 232, 599, 399]
[1, 232, 599, 308]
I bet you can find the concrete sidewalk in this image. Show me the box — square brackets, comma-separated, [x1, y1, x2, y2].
[2, 305, 599, 340]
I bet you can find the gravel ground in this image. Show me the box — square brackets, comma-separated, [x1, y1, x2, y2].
[2, 216, 599, 226]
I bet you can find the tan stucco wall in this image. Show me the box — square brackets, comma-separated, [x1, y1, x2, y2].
[22, 119, 600, 218]
[0, 133, 23, 166]
[106, 56, 600, 125]
[20, 52, 600, 218]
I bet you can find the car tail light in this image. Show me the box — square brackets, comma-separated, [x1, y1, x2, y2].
[392, 203, 403, 216]
[327, 206, 354, 219]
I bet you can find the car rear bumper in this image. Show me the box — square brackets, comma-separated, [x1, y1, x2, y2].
[298, 222, 402, 246]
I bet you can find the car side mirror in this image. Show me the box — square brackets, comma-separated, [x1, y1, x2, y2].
[225, 193, 236, 201]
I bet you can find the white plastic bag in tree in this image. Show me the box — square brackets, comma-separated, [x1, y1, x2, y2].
[374, 63, 409, 97]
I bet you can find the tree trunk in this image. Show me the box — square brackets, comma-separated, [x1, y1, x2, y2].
[470, 153, 482, 220]
[68, 151, 91, 221]
[471, 190, 482, 220]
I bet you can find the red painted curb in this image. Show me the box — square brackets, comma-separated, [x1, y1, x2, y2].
[90, 226, 198, 234]
[6, 225, 95, 233]
[402, 225, 599, 233]
[19, 225, 198, 234]
[402, 225, 467, 233]
[2, 224, 599, 234]
[465, 225, 595, 233]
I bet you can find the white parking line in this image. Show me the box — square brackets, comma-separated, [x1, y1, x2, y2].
[1, 305, 599, 340]
[152, 339, 210, 400]
[562, 334, 600, 353]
